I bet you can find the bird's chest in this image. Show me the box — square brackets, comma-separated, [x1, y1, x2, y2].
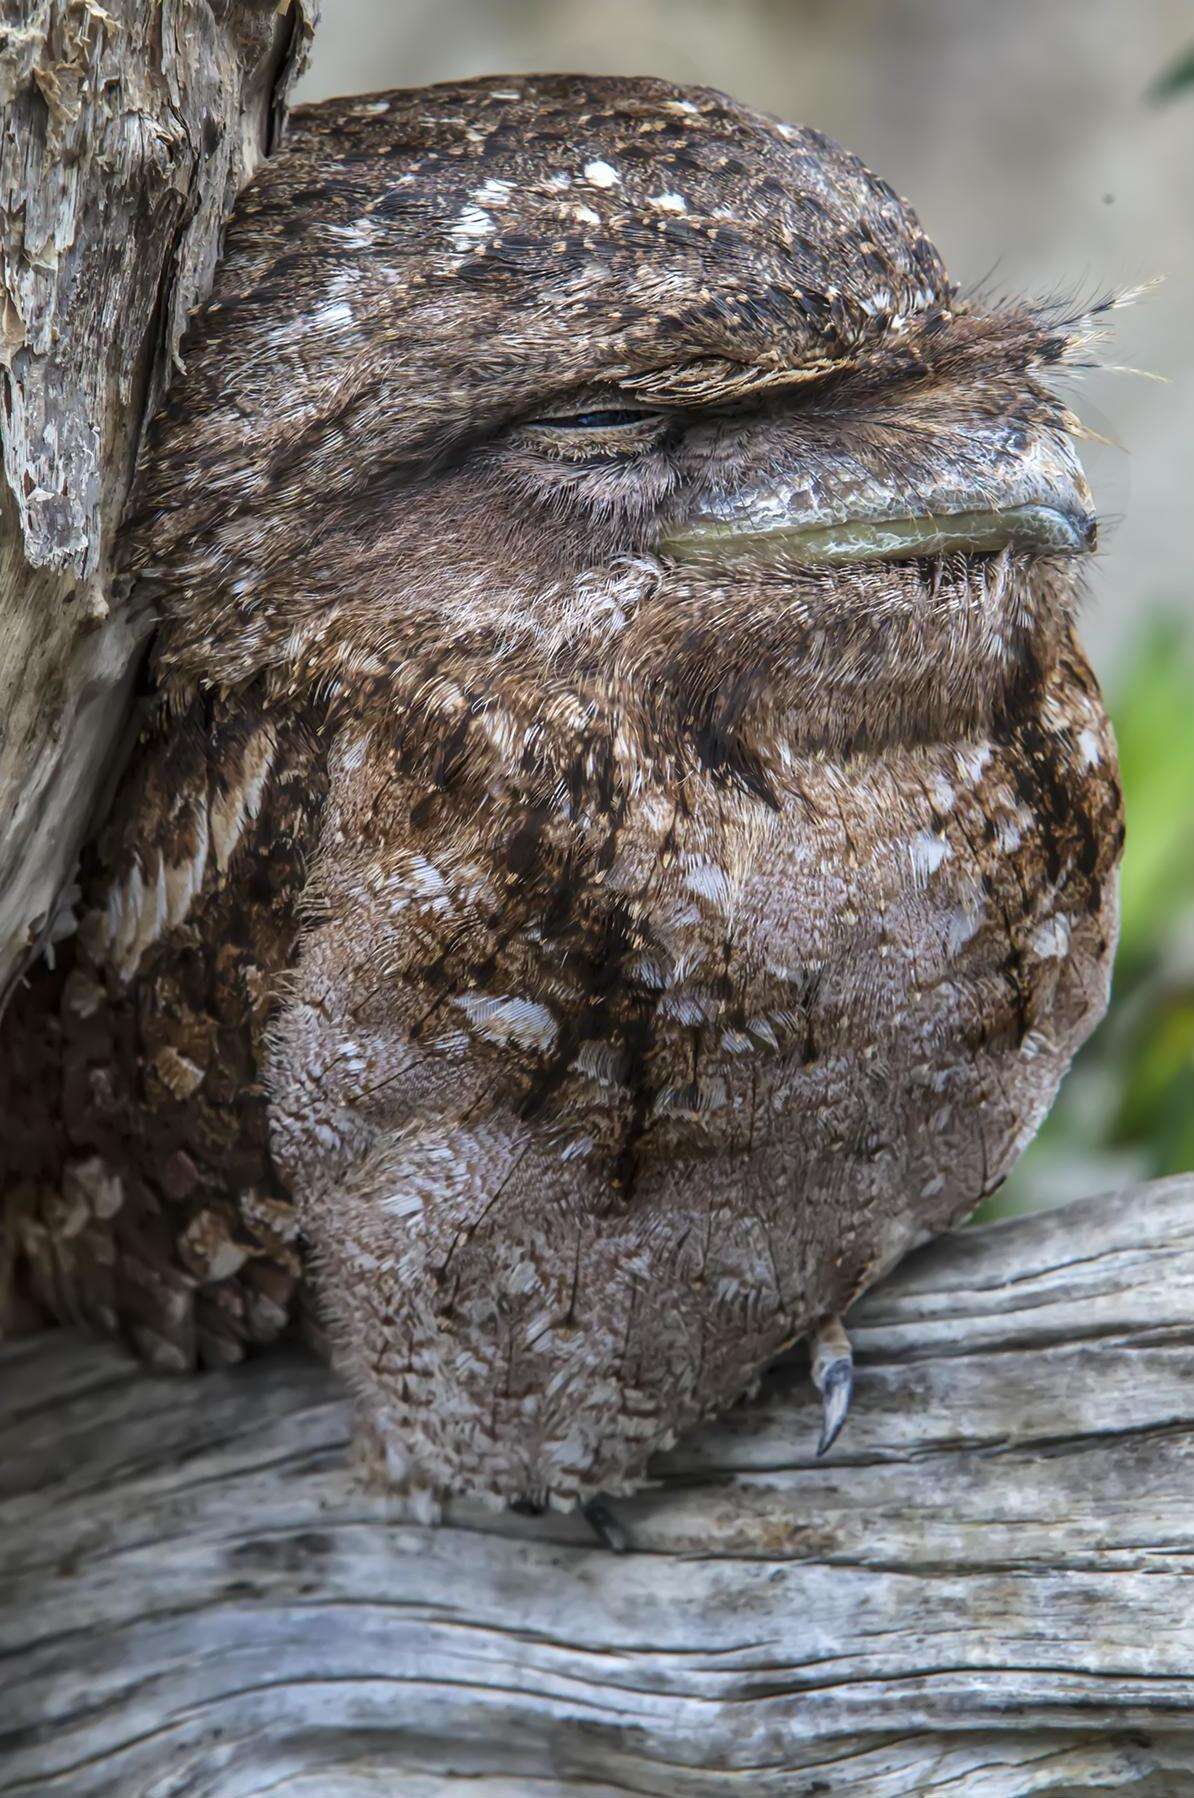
[327, 654, 1118, 1197]
[580, 748, 999, 1107]
[497, 703, 1117, 1175]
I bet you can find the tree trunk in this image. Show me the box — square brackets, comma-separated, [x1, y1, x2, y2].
[0, 0, 317, 1004]
[3, 1176, 1193, 1797]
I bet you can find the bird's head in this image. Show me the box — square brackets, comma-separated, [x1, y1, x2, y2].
[126, 74, 1103, 776]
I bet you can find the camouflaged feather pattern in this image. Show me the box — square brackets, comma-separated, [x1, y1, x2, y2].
[0, 76, 1122, 1505]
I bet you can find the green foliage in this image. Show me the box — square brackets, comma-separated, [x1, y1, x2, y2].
[983, 616, 1194, 1218]
[1115, 618, 1194, 965]
[1148, 45, 1194, 106]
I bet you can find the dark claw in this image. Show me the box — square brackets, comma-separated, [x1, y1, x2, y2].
[811, 1315, 854, 1457]
[582, 1495, 630, 1553]
[815, 1355, 854, 1456]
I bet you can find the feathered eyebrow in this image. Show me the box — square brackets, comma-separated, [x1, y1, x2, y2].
[1025, 285, 1154, 370]
[611, 354, 856, 407]
[595, 285, 1149, 413]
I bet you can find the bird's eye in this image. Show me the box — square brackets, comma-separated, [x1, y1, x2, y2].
[514, 405, 668, 463]
[528, 409, 655, 430]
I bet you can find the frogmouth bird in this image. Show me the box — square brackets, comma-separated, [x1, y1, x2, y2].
[0, 75, 1123, 1535]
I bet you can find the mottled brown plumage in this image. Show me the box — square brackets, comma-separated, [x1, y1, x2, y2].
[0, 75, 1123, 1510]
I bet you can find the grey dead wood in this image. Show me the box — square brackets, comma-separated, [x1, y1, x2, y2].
[1, 1175, 1193, 1797]
[0, 0, 316, 1004]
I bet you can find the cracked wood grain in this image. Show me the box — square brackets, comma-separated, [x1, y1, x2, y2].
[2, 1175, 1192, 1797]
[0, 0, 317, 1000]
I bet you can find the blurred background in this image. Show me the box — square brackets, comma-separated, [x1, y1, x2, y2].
[298, 2, 1194, 1215]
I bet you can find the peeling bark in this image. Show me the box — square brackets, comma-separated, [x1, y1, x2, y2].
[3, 1177, 1193, 1797]
[0, 0, 317, 999]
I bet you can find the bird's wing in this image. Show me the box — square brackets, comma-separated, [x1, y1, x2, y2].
[3, 689, 327, 1367]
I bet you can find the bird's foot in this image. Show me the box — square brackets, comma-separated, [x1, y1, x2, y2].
[810, 1313, 854, 1457]
[581, 1495, 631, 1553]
[508, 1492, 630, 1552]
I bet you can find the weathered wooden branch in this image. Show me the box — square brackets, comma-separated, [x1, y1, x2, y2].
[3, 1175, 1193, 1797]
[0, 0, 316, 1001]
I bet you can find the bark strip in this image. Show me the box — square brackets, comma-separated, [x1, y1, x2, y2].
[0, 0, 317, 1001]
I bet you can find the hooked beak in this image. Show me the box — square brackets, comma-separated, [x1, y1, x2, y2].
[659, 425, 1097, 567]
